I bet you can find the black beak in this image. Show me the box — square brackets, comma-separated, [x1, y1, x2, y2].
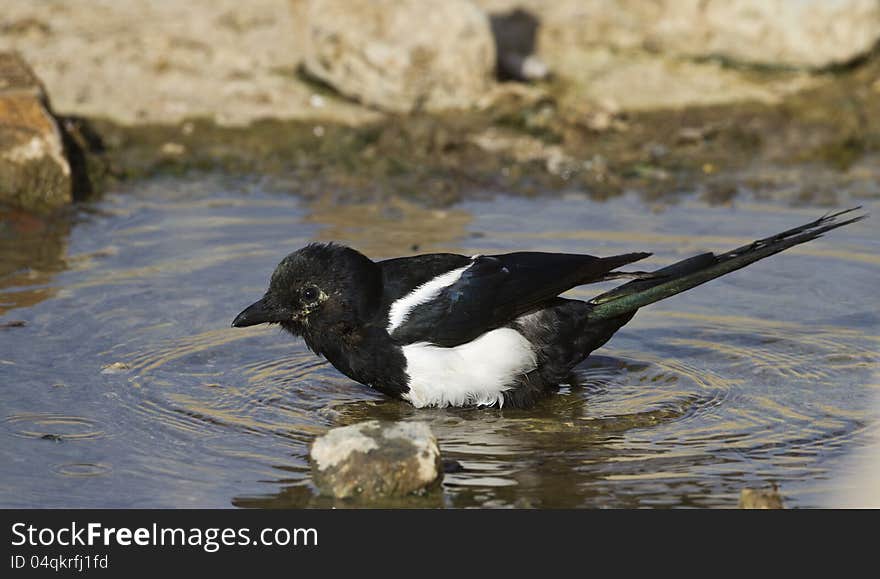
[232, 297, 278, 328]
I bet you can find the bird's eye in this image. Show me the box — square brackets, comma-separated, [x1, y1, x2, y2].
[301, 286, 319, 302]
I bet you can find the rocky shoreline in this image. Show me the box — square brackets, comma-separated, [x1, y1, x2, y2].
[72, 63, 880, 212]
[2, 0, 879, 212]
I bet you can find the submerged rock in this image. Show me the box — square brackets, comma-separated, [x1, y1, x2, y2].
[302, 0, 496, 113]
[739, 486, 785, 509]
[310, 420, 442, 499]
[100, 361, 131, 374]
[0, 52, 72, 212]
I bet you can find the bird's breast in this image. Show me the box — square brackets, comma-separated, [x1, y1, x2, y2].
[400, 327, 537, 408]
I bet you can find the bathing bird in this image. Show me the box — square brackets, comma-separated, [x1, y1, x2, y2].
[232, 207, 865, 408]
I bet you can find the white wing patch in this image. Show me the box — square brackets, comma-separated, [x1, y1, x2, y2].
[401, 328, 537, 408]
[386, 263, 472, 334]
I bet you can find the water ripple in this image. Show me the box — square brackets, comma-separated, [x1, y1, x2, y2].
[1, 184, 876, 508]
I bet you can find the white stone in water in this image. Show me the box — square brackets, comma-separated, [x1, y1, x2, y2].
[309, 420, 442, 499]
[100, 362, 131, 374]
[310, 421, 380, 471]
[380, 421, 440, 484]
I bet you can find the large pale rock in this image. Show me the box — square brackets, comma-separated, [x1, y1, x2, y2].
[478, 0, 880, 69]
[0, 52, 72, 212]
[546, 50, 816, 111]
[478, 0, 873, 109]
[310, 420, 442, 499]
[1, 0, 376, 126]
[303, 0, 496, 113]
[649, 0, 880, 69]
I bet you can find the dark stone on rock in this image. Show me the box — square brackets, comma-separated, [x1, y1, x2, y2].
[59, 116, 106, 202]
[442, 459, 465, 474]
[310, 420, 442, 499]
[490, 9, 550, 82]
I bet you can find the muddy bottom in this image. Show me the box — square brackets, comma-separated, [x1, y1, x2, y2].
[0, 176, 877, 508]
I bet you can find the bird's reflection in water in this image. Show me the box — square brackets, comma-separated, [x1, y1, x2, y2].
[231, 354, 745, 508]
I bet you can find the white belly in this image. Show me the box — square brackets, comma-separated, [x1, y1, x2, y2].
[401, 328, 537, 408]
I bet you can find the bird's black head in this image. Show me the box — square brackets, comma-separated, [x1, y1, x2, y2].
[231, 243, 382, 337]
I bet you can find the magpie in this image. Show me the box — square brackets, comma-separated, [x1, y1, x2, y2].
[232, 207, 865, 409]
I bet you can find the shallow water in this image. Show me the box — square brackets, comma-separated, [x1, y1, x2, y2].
[1, 176, 877, 508]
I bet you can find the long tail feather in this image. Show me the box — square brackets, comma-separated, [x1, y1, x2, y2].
[586, 207, 867, 321]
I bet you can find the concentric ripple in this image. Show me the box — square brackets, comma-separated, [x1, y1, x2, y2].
[53, 463, 112, 477]
[3, 414, 105, 441]
[119, 329, 344, 445]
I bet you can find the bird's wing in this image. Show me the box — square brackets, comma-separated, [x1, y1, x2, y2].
[387, 251, 651, 346]
[378, 253, 473, 305]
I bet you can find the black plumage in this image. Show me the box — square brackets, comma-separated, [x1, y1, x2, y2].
[232, 207, 865, 409]
[388, 251, 650, 347]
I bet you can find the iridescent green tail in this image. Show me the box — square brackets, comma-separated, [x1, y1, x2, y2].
[586, 207, 866, 322]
